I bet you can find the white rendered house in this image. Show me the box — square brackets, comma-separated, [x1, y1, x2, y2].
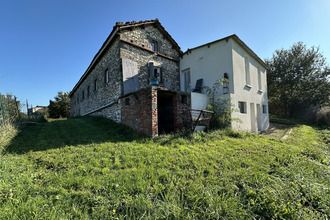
[180, 34, 269, 133]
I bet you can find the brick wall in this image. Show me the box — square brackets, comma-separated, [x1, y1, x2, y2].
[120, 87, 157, 136]
[121, 87, 191, 136]
[173, 93, 192, 131]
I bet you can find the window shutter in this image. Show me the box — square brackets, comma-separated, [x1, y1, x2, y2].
[149, 62, 154, 78]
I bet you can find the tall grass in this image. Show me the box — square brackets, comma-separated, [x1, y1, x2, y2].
[0, 116, 329, 219]
[0, 123, 17, 152]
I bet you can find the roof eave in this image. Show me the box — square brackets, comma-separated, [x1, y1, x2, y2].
[183, 34, 268, 69]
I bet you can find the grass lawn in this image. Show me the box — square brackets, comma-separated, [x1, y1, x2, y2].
[0, 116, 329, 219]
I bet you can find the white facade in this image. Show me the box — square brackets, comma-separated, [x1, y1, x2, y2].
[180, 35, 269, 133]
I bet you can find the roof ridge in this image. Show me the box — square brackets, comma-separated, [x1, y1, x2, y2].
[115, 18, 159, 28]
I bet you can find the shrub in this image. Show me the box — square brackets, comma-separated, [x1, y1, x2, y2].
[316, 106, 330, 126]
[203, 78, 232, 129]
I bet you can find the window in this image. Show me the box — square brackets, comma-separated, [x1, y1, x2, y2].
[105, 69, 109, 84]
[182, 69, 191, 92]
[262, 105, 267, 114]
[125, 98, 130, 106]
[94, 79, 97, 91]
[82, 90, 85, 100]
[154, 67, 162, 82]
[181, 95, 188, 104]
[152, 41, 158, 52]
[258, 66, 262, 91]
[245, 56, 251, 86]
[87, 86, 90, 98]
[238, 101, 247, 114]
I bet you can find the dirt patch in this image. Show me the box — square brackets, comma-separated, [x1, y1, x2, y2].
[261, 122, 295, 139]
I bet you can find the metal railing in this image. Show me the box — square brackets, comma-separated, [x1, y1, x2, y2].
[191, 109, 214, 131]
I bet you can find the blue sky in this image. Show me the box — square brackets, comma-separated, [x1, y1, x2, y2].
[1, 0, 329, 109]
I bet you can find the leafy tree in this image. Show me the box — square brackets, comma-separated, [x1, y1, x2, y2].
[48, 91, 70, 118]
[265, 42, 330, 117]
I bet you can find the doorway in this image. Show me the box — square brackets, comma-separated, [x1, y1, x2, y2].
[250, 103, 256, 133]
[158, 92, 174, 134]
[256, 104, 261, 131]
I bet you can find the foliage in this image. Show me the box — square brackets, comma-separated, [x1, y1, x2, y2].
[48, 91, 70, 118]
[0, 93, 22, 125]
[0, 116, 328, 219]
[203, 78, 232, 128]
[265, 42, 330, 117]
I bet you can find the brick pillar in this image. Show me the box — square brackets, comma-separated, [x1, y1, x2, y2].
[151, 87, 158, 136]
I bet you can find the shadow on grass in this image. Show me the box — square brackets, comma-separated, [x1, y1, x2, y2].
[4, 116, 145, 155]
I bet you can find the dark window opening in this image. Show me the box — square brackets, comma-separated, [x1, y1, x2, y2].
[181, 95, 188, 104]
[125, 98, 130, 106]
[105, 69, 109, 84]
[262, 105, 267, 114]
[152, 41, 158, 52]
[94, 79, 97, 91]
[238, 101, 246, 114]
[82, 91, 85, 100]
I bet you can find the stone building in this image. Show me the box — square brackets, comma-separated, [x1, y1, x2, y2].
[70, 19, 270, 135]
[69, 19, 192, 136]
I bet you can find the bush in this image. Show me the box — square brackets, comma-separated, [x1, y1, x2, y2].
[296, 105, 330, 125]
[316, 107, 330, 126]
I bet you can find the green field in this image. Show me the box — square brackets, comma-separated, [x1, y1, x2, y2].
[0, 117, 329, 219]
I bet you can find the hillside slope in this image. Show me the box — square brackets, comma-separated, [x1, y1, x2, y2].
[0, 117, 329, 219]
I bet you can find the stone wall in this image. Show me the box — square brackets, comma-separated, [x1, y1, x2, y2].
[119, 24, 180, 91]
[70, 38, 122, 122]
[90, 103, 121, 122]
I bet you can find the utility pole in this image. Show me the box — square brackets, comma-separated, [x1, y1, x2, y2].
[26, 100, 29, 119]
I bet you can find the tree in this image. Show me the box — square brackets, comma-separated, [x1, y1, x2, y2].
[48, 91, 70, 118]
[265, 42, 330, 117]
